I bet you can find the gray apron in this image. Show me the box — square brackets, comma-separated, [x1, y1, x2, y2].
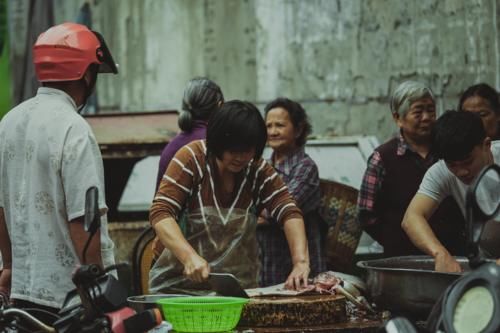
[149, 163, 260, 295]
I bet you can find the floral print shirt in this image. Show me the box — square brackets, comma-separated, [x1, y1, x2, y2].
[0, 88, 115, 308]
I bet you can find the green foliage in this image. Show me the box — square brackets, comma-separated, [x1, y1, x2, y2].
[0, 0, 5, 55]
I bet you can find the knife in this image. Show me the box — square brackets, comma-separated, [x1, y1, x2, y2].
[208, 273, 249, 298]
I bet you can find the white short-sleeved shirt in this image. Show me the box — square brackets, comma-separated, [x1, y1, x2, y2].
[418, 141, 500, 221]
[0, 88, 115, 308]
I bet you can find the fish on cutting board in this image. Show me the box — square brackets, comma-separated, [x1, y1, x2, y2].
[245, 271, 366, 297]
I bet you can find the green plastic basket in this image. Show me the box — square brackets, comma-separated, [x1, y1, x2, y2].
[156, 296, 249, 333]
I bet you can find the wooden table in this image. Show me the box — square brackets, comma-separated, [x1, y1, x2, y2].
[236, 317, 383, 332]
[236, 294, 383, 332]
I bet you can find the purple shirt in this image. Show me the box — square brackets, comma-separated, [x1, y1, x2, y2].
[155, 121, 207, 191]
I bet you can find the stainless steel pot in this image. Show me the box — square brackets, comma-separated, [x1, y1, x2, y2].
[127, 294, 187, 313]
[357, 256, 469, 319]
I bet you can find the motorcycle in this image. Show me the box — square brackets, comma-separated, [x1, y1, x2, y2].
[383, 164, 500, 333]
[0, 187, 163, 333]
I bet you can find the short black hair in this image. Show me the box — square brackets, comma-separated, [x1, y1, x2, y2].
[264, 97, 312, 147]
[459, 83, 500, 116]
[433, 110, 486, 161]
[206, 100, 267, 160]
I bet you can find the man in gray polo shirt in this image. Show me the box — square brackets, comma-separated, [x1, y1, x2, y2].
[402, 111, 500, 273]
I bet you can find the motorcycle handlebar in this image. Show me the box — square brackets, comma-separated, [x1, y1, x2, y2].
[1, 308, 56, 333]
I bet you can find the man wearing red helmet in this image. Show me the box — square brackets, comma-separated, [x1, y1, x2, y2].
[0, 22, 118, 316]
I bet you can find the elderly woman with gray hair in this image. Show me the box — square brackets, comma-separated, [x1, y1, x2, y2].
[356, 80, 465, 257]
[156, 77, 224, 190]
[153, 78, 223, 258]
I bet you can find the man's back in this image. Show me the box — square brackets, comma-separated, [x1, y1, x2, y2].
[0, 87, 114, 309]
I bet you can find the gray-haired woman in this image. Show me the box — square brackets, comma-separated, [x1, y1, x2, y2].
[152, 77, 223, 259]
[155, 77, 224, 190]
[357, 80, 466, 257]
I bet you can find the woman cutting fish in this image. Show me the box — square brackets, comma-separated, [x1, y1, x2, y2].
[149, 100, 310, 294]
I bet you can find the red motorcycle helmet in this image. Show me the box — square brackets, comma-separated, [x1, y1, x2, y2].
[33, 22, 118, 82]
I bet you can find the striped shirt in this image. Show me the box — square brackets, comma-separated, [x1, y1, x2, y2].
[151, 140, 302, 225]
[149, 140, 302, 291]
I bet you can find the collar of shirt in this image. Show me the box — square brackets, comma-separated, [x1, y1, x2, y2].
[396, 132, 412, 156]
[37, 87, 78, 110]
[191, 120, 208, 130]
[270, 146, 306, 175]
[397, 131, 437, 165]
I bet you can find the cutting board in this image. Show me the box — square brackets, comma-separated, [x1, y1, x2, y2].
[239, 294, 347, 327]
[237, 318, 382, 333]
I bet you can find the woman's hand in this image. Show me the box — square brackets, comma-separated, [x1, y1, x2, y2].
[285, 260, 310, 290]
[153, 218, 211, 283]
[435, 251, 462, 273]
[183, 254, 210, 283]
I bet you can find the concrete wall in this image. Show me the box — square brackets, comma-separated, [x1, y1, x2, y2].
[29, 0, 500, 141]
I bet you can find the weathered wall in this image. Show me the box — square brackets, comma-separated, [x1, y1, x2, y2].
[254, 0, 500, 140]
[18, 0, 500, 142]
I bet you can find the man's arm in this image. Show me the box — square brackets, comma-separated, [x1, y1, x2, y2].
[402, 193, 461, 272]
[68, 217, 103, 267]
[0, 208, 12, 296]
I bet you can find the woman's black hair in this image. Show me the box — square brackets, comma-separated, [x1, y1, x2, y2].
[264, 97, 312, 147]
[458, 83, 500, 116]
[206, 100, 267, 160]
[433, 110, 486, 161]
[178, 77, 224, 132]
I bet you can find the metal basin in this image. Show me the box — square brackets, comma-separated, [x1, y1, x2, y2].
[357, 256, 468, 319]
[127, 294, 187, 313]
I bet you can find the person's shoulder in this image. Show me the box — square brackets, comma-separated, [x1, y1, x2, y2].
[183, 139, 205, 152]
[301, 152, 318, 165]
[39, 92, 86, 127]
[422, 160, 453, 187]
[418, 160, 453, 199]
[171, 129, 206, 147]
[427, 160, 448, 176]
[380, 136, 399, 146]
[164, 132, 186, 148]
[64, 113, 94, 136]
[0, 97, 37, 123]
[491, 140, 500, 160]
[375, 137, 399, 153]
[249, 157, 273, 176]
[296, 152, 319, 173]
[175, 140, 206, 162]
